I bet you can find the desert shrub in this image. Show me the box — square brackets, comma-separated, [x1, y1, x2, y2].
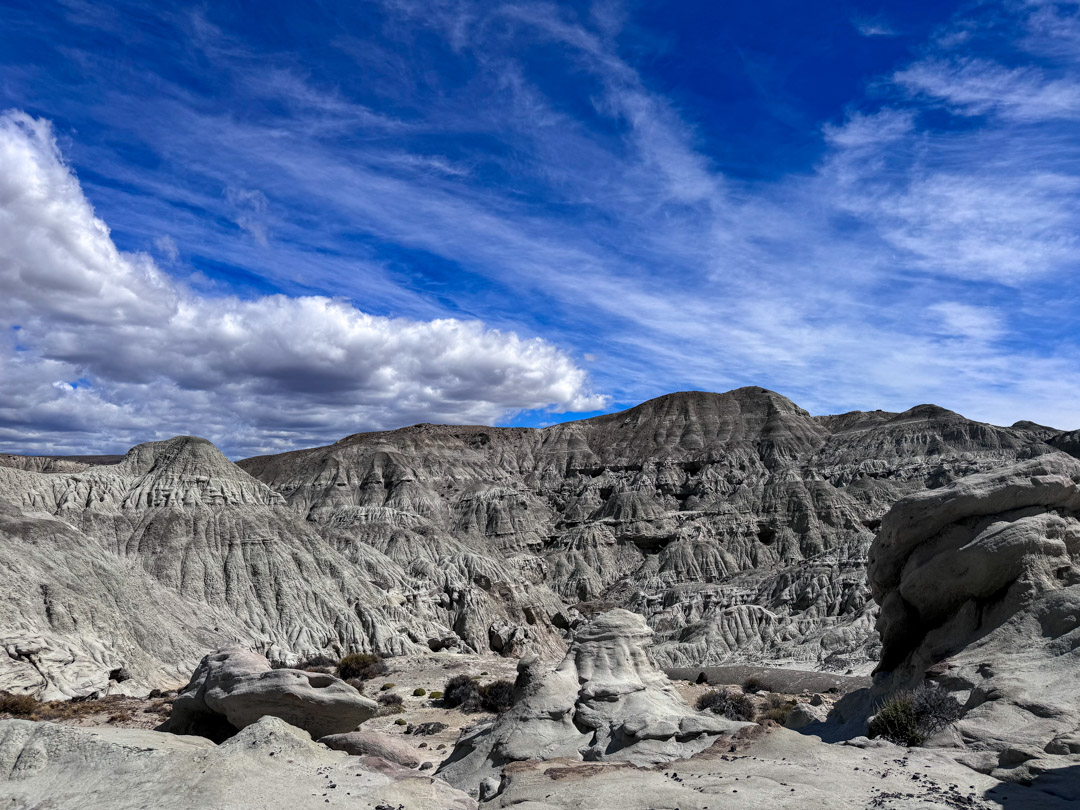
[293, 654, 337, 673]
[412, 688, 427, 697]
[380, 682, 396, 691]
[428, 691, 443, 700]
[756, 693, 795, 724]
[394, 718, 407, 726]
[742, 675, 765, 693]
[0, 691, 39, 717]
[107, 712, 132, 724]
[345, 678, 366, 693]
[336, 653, 388, 682]
[695, 690, 756, 721]
[868, 683, 962, 747]
[377, 692, 403, 707]
[479, 680, 516, 714]
[442, 675, 482, 712]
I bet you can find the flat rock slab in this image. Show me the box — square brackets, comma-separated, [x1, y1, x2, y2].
[0, 716, 476, 810]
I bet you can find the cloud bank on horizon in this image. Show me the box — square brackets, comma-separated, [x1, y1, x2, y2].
[0, 0, 1078, 456]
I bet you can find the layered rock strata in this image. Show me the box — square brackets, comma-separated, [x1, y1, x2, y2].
[0, 388, 1066, 696]
[868, 455, 1080, 781]
[437, 609, 748, 798]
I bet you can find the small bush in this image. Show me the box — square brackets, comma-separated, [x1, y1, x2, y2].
[107, 712, 132, 724]
[428, 691, 444, 700]
[380, 682, 396, 691]
[442, 675, 482, 712]
[479, 680, 515, 714]
[378, 692, 403, 707]
[412, 688, 427, 697]
[742, 675, 766, 693]
[868, 683, 962, 747]
[345, 678, 366, 693]
[336, 653, 388, 682]
[394, 718, 408, 726]
[294, 654, 337, 673]
[0, 691, 39, 716]
[695, 690, 755, 721]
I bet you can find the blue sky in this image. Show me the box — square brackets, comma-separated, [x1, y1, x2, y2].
[0, 0, 1078, 456]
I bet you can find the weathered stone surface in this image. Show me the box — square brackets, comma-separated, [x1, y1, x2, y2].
[0, 716, 477, 810]
[784, 701, 829, 730]
[319, 730, 421, 767]
[0, 389, 1066, 698]
[867, 455, 1080, 775]
[437, 609, 748, 797]
[162, 646, 377, 741]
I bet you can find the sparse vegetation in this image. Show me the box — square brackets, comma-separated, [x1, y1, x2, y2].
[742, 675, 766, 693]
[759, 693, 796, 724]
[377, 692, 403, 707]
[0, 691, 39, 716]
[695, 689, 756, 721]
[428, 691, 443, 701]
[442, 675, 482, 712]
[412, 687, 427, 697]
[394, 717, 408, 726]
[336, 653, 388, 682]
[868, 683, 962, 747]
[345, 678, 365, 693]
[380, 682, 396, 691]
[479, 680, 516, 713]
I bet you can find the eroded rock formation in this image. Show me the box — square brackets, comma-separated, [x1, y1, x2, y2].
[161, 646, 378, 742]
[0, 388, 1067, 697]
[868, 455, 1080, 781]
[437, 609, 750, 798]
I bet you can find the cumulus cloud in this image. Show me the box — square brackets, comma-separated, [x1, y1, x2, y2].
[0, 110, 605, 456]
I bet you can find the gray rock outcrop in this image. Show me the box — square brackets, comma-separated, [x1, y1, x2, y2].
[868, 455, 1080, 779]
[162, 646, 377, 741]
[0, 388, 1068, 697]
[0, 715, 476, 810]
[437, 609, 748, 797]
[319, 730, 422, 767]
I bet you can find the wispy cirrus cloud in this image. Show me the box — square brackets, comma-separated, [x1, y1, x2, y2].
[0, 0, 1079, 456]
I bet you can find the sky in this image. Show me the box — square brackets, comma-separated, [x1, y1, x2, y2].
[1, 0, 1079, 457]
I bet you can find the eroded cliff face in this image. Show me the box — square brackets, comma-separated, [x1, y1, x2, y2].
[0, 388, 1062, 697]
[240, 388, 1054, 673]
[866, 455, 1080, 781]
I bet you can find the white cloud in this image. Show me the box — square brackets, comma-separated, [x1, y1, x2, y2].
[853, 15, 897, 38]
[0, 110, 605, 455]
[154, 234, 179, 262]
[895, 58, 1080, 121]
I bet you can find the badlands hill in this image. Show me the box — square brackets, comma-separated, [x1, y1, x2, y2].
[0, 387, 1072, 698]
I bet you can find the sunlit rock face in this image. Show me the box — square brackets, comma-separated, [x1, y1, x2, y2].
[243, 387, 1052, 672]
[868, 455, 1080, 779]
[0, 388, 1060, 697]
[436, 609, 748, 799]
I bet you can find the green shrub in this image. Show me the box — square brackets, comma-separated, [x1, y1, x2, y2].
[394, 717, 408, 726]
[412, 688, 427, 697]
[868, 683, 962, 747]
[443, 675, 482, 712]
[428, 691, 443, 700]
[336, 653, 388, 682]
[0, 691, 39, 717]
[695, 690, 756, 721]
[480, 680, 516, 713]
[380, 682, 396, 691]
